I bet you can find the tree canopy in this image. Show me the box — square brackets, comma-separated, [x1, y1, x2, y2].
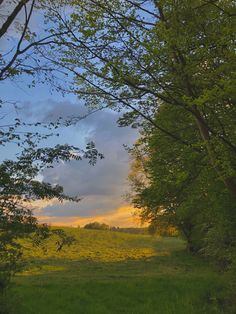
[40, 0, 236, 197]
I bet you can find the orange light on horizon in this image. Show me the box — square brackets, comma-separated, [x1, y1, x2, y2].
[36, 204, 145, 228]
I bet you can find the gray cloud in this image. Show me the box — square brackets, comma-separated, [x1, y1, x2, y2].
[23, 99, 138, 217]
[20, 99, 86, 122]
[41, 195, 125, 217]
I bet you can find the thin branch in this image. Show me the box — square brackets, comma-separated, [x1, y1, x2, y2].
[42, 54, 196, 148]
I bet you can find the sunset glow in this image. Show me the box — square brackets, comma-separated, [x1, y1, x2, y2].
[36, 203, 142, 228]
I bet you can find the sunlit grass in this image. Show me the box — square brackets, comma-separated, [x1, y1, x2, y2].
[8, 228, 230, 314]
[21, 228, 170, 262]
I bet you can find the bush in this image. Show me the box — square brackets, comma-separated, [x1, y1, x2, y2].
[84, 222, 110, 230]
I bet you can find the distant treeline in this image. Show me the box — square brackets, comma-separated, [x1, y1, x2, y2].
[112, 227, 148, 235]
[82, 222, 179, 236]
[83, 222, 147, 234]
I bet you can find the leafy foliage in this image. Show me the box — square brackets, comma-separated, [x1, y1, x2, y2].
[43, 0, 236, 196]
[84, 222, 110, 230]
[128, 104, 236, 271]
[0, 122, 103, 291]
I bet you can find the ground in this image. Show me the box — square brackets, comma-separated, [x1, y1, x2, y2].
[7, 228, 230, 314]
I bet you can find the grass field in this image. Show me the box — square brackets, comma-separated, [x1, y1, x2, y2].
[7, 228, 232, 314]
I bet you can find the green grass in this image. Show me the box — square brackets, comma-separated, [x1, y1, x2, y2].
[7, 228, 231, 314]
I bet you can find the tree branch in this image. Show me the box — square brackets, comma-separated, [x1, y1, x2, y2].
[0, 0, 30, 38]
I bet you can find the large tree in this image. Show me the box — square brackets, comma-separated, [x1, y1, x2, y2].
[42, 0, 236, 197]
[128, 103, 236, 269]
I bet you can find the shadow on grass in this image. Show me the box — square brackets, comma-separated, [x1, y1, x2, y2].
[9, 236, 231, 314]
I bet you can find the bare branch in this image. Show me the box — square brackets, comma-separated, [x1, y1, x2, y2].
[0, 0, 30, 38]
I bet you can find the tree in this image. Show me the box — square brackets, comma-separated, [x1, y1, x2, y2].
[128, 103, 236, 268]
[43, 0, 236, 198]
[84, 222, 110, 230]
[0, 123, 103, 289]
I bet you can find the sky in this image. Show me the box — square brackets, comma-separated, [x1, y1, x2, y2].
[0, 2, 143, 228]
[0, 80, 140, 227]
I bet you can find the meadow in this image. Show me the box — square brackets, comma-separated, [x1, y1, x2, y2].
[7, 228, 232, 314]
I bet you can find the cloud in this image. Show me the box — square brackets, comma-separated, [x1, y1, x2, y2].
[20, 99, 139, 223]
[27, 198, 61, 214]
[20, 99, 86, 123]
[39, 195, 124, 217]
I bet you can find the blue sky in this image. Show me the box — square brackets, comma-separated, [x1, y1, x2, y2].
[0, 1, 140, 227]
[0, 77, 139, 226]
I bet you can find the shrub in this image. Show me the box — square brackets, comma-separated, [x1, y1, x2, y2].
[84, 222, 110, 230]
